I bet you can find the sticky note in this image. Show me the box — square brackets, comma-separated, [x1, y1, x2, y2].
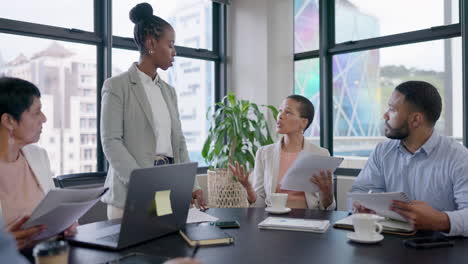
[154, 190, 173, 216]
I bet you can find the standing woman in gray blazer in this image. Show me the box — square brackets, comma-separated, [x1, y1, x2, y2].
[100, 3, 205, 220]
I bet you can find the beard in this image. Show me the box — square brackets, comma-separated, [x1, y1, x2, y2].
[384, 122, 409, 140]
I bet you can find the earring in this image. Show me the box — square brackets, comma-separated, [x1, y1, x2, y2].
[149, 50, 154, 55]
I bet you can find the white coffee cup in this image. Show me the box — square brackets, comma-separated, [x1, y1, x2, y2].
[270, 193, 288, 209]
[352, 213, 383, 239]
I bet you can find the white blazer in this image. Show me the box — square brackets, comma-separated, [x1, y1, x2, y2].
[21, 144, 54, 194]
[251, 137, 336, 210]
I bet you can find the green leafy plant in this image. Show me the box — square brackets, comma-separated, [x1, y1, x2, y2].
[202, 92, 278, 170]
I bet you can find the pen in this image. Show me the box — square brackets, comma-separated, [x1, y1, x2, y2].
[191, 244, 200, 258]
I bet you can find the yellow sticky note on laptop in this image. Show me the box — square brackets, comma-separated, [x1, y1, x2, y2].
[154, 190, 173, 216]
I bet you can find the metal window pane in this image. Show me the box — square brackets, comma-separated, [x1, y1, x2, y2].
[332, 38, 462, 168]
[0, 33, 98, 175]
[294, 58, 320, 139]
[335, 0, 459, 43]
[113, 0, 213, 50]
[0, 0, 93, 31]
[294, 0, 319, 53]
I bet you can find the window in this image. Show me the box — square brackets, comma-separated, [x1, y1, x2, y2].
[83, 148, 93, 160]
[112, 1, 213, 50]
[88, 118, 96, 129]
[294, 58, 320, 138]
[335, 0, 459, 43]
[294, 0, 319, 53]
[1, 1, 223, 173]
[80, 118, 87, 129]
[0, 0, 93, 31]
[80, 134, 87, 144]
[293, 0, 462, 171]
[333, 38, 462, 159]
[0, 34, 98, 175]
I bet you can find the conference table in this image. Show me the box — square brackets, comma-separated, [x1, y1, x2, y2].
[68, 208, 468, 264]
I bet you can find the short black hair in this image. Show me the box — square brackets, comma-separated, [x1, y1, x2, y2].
[395, 81, 442, 126]
[287, 94, 315, 131]
[0, 77, 41, 122]
[130, 2, 172, 55]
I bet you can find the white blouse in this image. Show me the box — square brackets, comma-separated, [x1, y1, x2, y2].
[137, 69, 173, 157]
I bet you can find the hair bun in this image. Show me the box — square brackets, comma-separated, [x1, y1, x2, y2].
[129, 2, 153, 24]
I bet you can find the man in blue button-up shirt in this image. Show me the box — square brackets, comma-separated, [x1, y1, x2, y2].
[351, 81, 468, 237]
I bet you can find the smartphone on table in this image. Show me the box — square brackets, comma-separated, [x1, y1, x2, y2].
[404, 236, 454, 249]
[210, 220, 240, 229]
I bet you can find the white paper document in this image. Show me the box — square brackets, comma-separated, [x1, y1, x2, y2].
[280, 152, 343, 192]
[22, 187, 108, 240]
[186, 208, 219, 223]
[258, 217, 330, 233]
[348, 192, 411, 222]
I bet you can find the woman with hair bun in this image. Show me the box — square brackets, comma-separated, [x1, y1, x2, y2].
[100, 2, 206, 220]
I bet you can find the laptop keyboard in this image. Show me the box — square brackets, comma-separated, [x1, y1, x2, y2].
[98, 233, 120, 243]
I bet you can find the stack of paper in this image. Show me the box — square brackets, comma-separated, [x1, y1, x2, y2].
[186, 208, 219, 223]
[258, 217, 330, 233]
[348, 192, 411, 222]
[22, 187, 108, 240]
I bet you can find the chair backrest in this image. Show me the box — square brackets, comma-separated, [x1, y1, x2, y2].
[334, 168, 361, 211]
[54, 171, 107, 188]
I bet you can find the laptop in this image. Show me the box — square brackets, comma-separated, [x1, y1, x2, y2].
[67, 162, 197, 250]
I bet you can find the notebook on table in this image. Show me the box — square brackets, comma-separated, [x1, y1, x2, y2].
[333, 215, 416, 236]
[179, 223, 234, 247]
[258, 217, 330, 233]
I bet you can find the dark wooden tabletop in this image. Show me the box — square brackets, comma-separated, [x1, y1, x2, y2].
[68, 208, 468, 264]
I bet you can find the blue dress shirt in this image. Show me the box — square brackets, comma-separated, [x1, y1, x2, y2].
[351, 132, 468, 236]
[0, 218, 29, 264]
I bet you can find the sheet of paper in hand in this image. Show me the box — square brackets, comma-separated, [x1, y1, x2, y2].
[280, 152, 343, 193]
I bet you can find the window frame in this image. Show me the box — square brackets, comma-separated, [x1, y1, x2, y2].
[293, 0, 467, 175]
[0, 0, 227, 175]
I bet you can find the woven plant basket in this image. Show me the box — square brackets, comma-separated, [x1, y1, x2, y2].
[207, 168, 249, 208]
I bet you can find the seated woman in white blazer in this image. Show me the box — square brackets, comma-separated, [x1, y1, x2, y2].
[0, 77, 76, 250]
[230, 95, 335, 210]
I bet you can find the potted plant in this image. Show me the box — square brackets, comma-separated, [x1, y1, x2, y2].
[202, 92, 278, 207]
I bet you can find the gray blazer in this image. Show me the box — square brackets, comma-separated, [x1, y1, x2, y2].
[251, 137, 336, 210]
[100, 63, 200, 208]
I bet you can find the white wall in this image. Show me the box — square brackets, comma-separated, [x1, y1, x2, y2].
[228, 0, 294, 111]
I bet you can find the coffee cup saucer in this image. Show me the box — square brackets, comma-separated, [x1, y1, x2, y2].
[347, 232, 384, 244]
[265, 207, 291, 214]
